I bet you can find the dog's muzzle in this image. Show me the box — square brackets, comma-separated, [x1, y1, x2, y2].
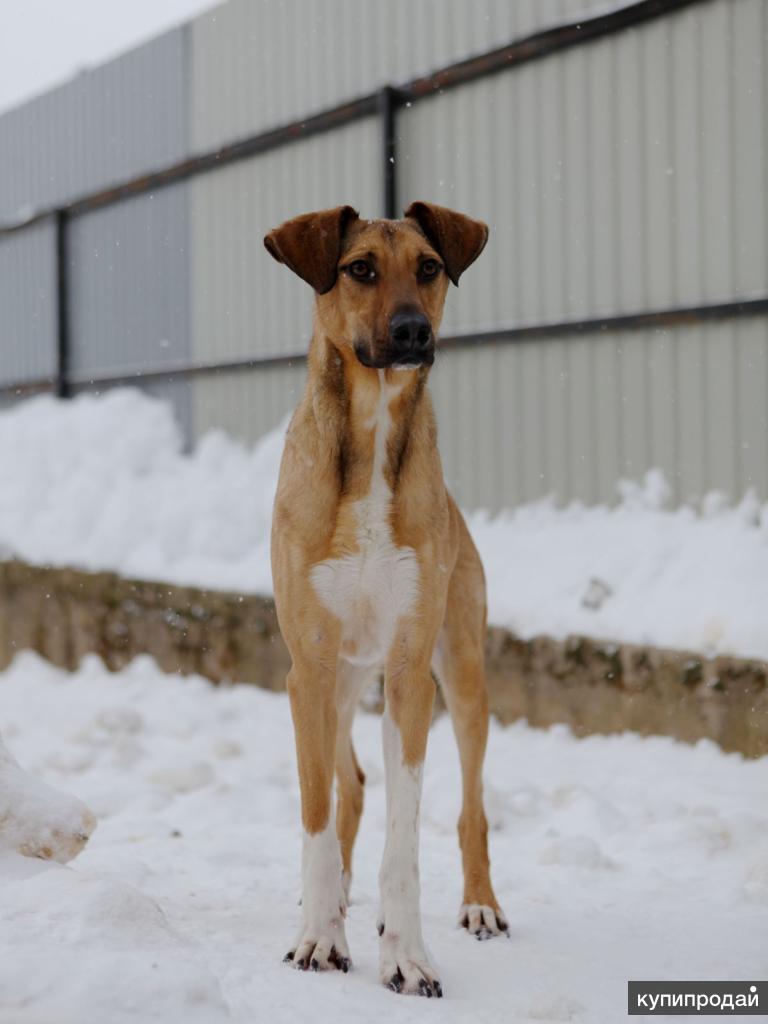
[355, 311, 435, 369]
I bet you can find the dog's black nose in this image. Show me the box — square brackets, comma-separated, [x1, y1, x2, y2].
[389, 311, 432, 352]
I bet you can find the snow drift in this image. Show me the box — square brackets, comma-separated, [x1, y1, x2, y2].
[0, 730, 95, 863]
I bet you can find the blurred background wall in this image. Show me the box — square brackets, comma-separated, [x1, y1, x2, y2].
[1, 0, 766, 511]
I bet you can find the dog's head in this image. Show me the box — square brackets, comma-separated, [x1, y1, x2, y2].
[264, 202, 488, 370]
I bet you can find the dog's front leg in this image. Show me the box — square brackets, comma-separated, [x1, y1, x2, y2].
[378, 650, 442, 997]
[284, 656, 350, 973]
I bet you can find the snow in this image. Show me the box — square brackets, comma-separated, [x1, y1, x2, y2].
[1, 651, 766, 1022]
[0, 390, 277, 595]
[476, 479, 768, 662]
[0, 729, 95, 864]
[2, 389, 768, 661]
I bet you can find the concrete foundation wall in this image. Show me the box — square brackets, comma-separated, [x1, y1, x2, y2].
[0, 560, 765, 757]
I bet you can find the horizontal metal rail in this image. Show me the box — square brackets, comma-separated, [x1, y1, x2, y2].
[2, 295, 764, 398]
[0, 377, 57, 398]
[0, 0, 711, 236]
[439, 296, 768, 349]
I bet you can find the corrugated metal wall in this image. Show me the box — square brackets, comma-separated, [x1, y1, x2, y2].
[397, 0, 768, 507]
[66, 184, 192, 431]
[0, 219, 57, 386]
[0, 27, 189, 220]
[0, 25, 191, 418]
[1, 0, 766, 512]
[189, 0, 606, 151]
[431, 318, 768, 510]
[69, 187, 191, 377]
[399, 0, 767, 329]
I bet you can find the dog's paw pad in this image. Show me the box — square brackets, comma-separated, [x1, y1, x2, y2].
[380, 937, 442, 996]
[459, 902, 509, 939]
[285, 933, 351, 973]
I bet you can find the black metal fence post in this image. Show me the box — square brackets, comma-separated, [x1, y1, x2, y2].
[54, 210, 70, 399]
[379, 86, 399, 219]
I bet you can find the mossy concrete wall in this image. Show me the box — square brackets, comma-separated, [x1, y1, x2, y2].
[1, 560, 766, 757]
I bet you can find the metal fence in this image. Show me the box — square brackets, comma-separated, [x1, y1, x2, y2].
[1, 0, 766, 510]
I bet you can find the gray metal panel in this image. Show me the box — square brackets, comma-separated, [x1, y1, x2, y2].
[191, 362, 306, 446]
[735, 317, 768, 496]
[398, 0, 768, 329]
[68, 184, 190, 376]
[190, 0, 607, 151]
[732, 0, 768, 298]
[0, 86, 73, 222]
[0, 219, 57, 384]
[0, 27, 188, 219]
[431, 318, 768, 511]
[190, 118, 381, 365]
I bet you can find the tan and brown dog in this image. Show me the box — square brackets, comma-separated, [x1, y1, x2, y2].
[264, 202, 506, 997]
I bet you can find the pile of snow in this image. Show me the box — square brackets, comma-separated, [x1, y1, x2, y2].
[0, 389, 280, 594]
[1, 390, 767, 662]
[0, 730, 95, 864]
[476, 476, 768, 662]
[1, 652, 766, 1021]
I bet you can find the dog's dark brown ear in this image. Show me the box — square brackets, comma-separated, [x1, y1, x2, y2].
[405, 201, 488, 286]
[264, 205, 359, 294]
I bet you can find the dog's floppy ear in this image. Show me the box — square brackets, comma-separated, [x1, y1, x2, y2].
[405, 201, 488, 286]
[264, 205, 359, 294]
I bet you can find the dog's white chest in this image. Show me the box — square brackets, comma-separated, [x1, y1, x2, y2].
[310, 374, 419, 667]
[311, 495, 419, 666]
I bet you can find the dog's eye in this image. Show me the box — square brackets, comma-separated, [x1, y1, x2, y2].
[419, 259, 441, 281]
[347, 260, 375, 281]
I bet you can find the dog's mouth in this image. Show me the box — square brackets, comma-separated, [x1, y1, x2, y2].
[354, 343, 434, 370]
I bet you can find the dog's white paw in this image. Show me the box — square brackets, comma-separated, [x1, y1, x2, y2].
[284, 917, 351, 973]
[379, 932, 442, 997]
[287, 822, 351, 972]
[459, 902, 509, 940]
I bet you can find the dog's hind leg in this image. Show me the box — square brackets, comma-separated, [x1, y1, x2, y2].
[433, 520, 508, 940]
[335, 661, 373, 903]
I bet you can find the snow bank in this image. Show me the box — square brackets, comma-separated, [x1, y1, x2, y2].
[472, 478, 768, 663]
[0, 390, 280, 594]
[1, 651, 766, 1022]
[0, 732, 96, 863]
[1, 390, 767, 662]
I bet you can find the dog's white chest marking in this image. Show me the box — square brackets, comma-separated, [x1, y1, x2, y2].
[311, 372, 419, 666]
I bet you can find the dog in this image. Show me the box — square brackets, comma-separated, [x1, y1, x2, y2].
[264, 201, 506, 997]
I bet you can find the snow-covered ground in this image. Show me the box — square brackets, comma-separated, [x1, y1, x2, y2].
[1, 652, 766, 1023]
[2, 389, 768, 662]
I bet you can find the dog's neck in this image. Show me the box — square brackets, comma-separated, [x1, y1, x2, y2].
[308, 330, 433, 498]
